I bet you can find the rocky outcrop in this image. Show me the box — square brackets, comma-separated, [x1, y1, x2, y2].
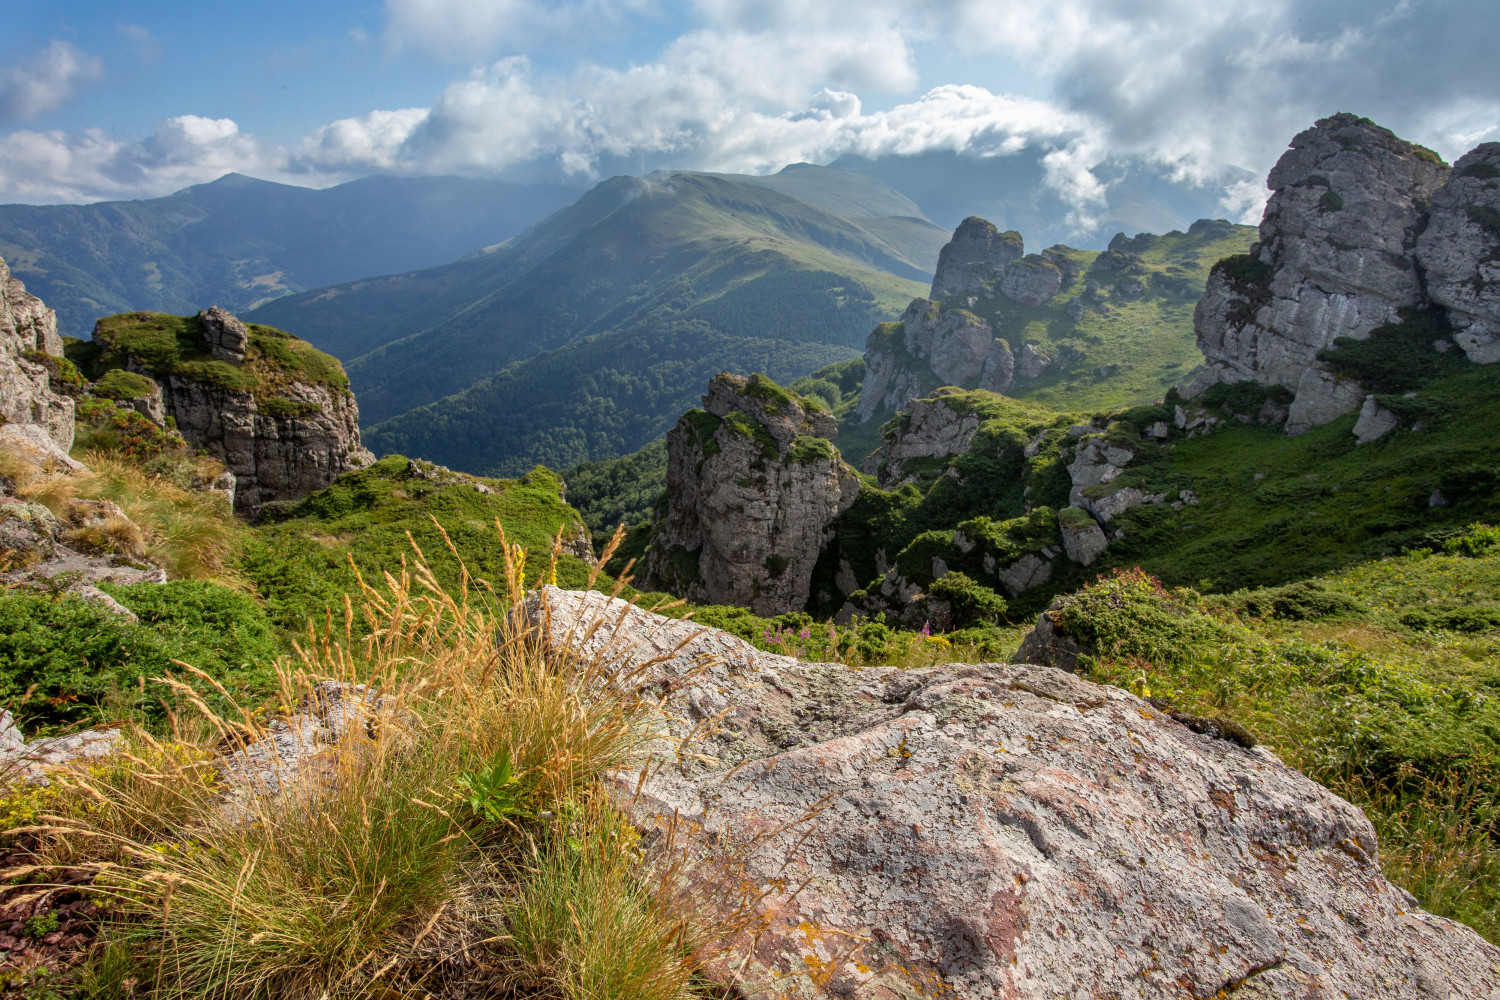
[930, 217, 1024, 300]
[646, 374, 859, 615]
[997, 254, 1063, 306]
[861, 391, 980, 487]
[1418, 143, 1500, 362]
[0, 710, 123, 783]
[856, 300, 1015, 422]
[529, 587, 1500, 999]
[94, 310, 374, 514]
[0, 256, 72, 453]
[977, 337, 1014, 393]
[1058, 508, 1108, 566]
[1192, 114, 1500, 435]
[1352, 394, 1400, 444]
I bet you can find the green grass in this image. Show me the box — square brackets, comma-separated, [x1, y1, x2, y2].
[91, 368, 158, 400]
[1062, 541, 1500, 943]
[86, 312, 350, 405]
[242, 455, 601, 631]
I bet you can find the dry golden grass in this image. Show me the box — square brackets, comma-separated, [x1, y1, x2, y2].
[0, 444, 242, 582]
[25, 524, 734, 1000]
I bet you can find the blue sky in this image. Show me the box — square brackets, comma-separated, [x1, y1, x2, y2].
[3, 0, 1496, 218]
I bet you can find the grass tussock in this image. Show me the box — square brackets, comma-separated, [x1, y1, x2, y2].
[18, 525, 727, 999]
[0, 444, 241, 582]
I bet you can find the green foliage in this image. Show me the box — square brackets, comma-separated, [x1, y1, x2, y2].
[1226, 580, 1366, 621]
[240, 456, 596, 631]
[73, 397, 183, 459]
[0, 583, 282, 729]
[21, 350, 89, 399]
[1055, 567, 1235, 665]
[927, 571, 1007, 627]
[23, 911, 59, 939]
[1319, 190, 1345, 213]
[785, 435, 834, 464]
[456, 750, 528, 824]
[565, 440, 667, 534]
[87, 312, 350, 403]
[91, 368, 158, 400]
[1318, 308, 1464, 393]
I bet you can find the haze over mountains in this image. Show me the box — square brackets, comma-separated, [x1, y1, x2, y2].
[0, 154, 1270, 476]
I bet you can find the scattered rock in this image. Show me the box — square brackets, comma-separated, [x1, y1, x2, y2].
[1016, 342, 1052, 380]
[995, 551, 1053, 597]
[1352, 394, 1400, 443]
[0, 710, 124, 783]
[1059, 510, 1108, 566]
[197, 306, 250, 364]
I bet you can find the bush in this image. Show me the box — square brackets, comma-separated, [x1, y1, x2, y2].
[1054, 567, 1235, 665]
[927, 572, 1007, 627]
[0, 583, 282, 729]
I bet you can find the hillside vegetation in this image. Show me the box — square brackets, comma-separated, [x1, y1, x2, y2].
[0, 173, 582, 336]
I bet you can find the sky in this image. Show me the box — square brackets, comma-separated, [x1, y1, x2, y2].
[2, 0, 1497, 222]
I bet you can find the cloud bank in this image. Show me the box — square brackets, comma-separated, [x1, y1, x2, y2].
[0, 0, 1494, 224]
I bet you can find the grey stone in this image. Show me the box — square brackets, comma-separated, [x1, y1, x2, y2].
[995, 552, 1053, 597]
[1059, 511, 1108, 566]
[998, 254, 1063, 306]
[526, 588, 1500, 1000]
[1417, 143, 1500, 363]
[1353, 394, 1400, 443]
[647, 374, 856, 615]
[197, 306, 250, 364]
[862, 391, 980, 487]
[978, 337, 1014, 393]
[930, 217, 1024, 300]
[0, 255, 72, 453]
[1016, 342, 1052, 380]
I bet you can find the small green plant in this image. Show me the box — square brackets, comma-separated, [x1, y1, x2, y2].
[456, 751, 529, 824]
[24, 910, 59, 938]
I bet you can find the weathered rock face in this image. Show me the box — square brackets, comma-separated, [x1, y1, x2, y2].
[531, 587, 1500, 1000]
[1192, 114, 1500, 434]
[646, 374, 859, 615]
[1418, 143, 1500, 362]
[198, 306, 249, 364]
[977, 337, 1014, 393]
[930, 217, 1024, 300]
[997, 254, 1063, 306]
[99, 310, 375, 514]
[0, 256, 72, 452]
[861, 391, 981, 487]
[158, 376, 371, 514]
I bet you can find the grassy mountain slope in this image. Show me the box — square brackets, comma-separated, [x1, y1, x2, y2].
[0, 173, 582, 337]
[714, 162, 929, 219]
[314, 172, 937, 425]
[365, 321, 861, 476]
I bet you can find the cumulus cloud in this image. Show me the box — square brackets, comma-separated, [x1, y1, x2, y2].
[1, 0, 1494, 222]
[0, 40, 104, 121]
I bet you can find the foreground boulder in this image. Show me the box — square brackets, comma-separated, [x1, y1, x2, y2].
[529, 586, 1500, 999]
[645, 373, 859, 615]
[87, 310, 374, 514]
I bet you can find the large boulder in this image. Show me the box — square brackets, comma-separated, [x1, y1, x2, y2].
[645, 374, 859, 615]
[1192, 114, 1450, 433]
[930, 217, 1024, 301]
[528, 587, 1500, 999]
[997, 254, 1063, 307]
[0, 255, 72, 452]
[1418, 142, 1500, 362]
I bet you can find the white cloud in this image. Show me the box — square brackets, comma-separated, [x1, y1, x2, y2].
[0, 40, 104, 121]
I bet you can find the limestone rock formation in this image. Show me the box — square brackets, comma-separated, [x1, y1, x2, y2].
[92, 310, 374, 514]
[861, 390, 981, 487]
[0, 256, 72, 452]
[1352, 394, 1400, 444]
[855, 299, 1015, 422]
[929, 217, 1024, 300]
[1058, 508, 1108, 565]
[198, 306, 249, 364]
[977, 337, 1014, 393]
[646, 374, 859, 615]
[1418, 143, 1500, 363]
[997, 254, 1063, 306]
[1191, 114, 1500, 435]
[529, 587, 1500, 999]
[1015, 341, 1052, 379]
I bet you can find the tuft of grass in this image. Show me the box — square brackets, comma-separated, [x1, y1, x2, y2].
[28, 526, 725, 999]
